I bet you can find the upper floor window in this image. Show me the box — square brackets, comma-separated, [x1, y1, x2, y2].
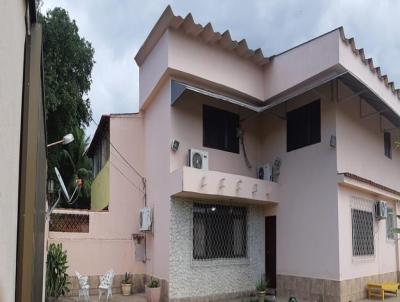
[384, 131, 392, 159]
[203, 105, 239, 153]
[287, 100, 321, 152]
[193, 203, 247, 260]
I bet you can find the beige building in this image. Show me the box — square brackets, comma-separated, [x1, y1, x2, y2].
[0, 0, 47, 301]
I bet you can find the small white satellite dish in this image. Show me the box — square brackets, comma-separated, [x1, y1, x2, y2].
[54, 167, 70, 201]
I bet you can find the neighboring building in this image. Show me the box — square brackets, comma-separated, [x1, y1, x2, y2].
[0, 0, 47, 301]
[53, 6, 400, 302]
[48, 113, 146, 295]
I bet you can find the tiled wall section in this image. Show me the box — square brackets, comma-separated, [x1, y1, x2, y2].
[169, 199, 265, 300]
[277, 272, 398, 302]
[66, 273, 145, 296]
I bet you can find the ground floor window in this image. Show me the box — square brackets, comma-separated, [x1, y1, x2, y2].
[193, 203, 247, 260]
[352, 208, 374, 256]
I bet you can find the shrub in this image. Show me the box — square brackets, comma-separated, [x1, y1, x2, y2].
[147, 278, 160, 288]
[46, 243, 70, 298]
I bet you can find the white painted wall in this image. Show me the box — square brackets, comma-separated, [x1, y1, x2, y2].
[0, 0, 26, 300]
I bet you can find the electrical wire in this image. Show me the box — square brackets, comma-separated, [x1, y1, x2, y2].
[90, 117, 147, 203]
[91, 117, 145, 180]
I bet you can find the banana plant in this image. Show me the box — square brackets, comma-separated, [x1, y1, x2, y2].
[46, 243, 70, 299]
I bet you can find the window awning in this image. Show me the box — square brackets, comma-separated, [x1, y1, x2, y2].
[171, 74, 400, 129]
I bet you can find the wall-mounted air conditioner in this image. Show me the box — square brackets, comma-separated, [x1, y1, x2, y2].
[139, 207, 153, 232]
[257, 164, 272, 181]
[188, 149, 208, 170]
[375, 200, 388, 220]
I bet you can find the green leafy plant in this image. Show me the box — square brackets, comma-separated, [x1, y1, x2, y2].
[256, 278, 268, 292]
[46, 243, 70, 298]
[147, 278, 160, 288]
[122, 272, 132, 284]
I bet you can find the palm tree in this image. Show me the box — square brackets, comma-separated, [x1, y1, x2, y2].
[57, 127, 92, 209]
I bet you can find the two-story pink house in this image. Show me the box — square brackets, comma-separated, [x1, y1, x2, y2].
[57, 6, 400, 302]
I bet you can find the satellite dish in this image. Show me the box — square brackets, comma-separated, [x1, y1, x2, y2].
[54, 167, 70, 201]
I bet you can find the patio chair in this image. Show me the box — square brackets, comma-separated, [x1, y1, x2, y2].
[75, 271, 90, 301]
[98, 269, 115, 301]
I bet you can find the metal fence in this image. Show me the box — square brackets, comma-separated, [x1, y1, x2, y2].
[49, 213, 89, 233]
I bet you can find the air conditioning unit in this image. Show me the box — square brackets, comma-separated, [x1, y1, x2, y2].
[375, 201, 388, 220]
[257, 164, 272, 181]
[139, 207, 153, 232]
[188, 149, 208, 170]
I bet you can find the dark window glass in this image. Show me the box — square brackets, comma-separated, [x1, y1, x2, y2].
[193, 203, 247, 260]
[203, 105, 239, 153]
[351, 209, 374, 256]
[287, 100, 321, 152]
[384, 131, 392, 159]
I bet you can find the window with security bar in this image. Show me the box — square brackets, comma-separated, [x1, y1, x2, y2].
[352, 208, 374, 256]
[386, 207, 396, 240]
[193, 203, 247, 260]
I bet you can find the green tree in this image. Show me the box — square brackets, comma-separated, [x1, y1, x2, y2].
[39, 7, 95, 208]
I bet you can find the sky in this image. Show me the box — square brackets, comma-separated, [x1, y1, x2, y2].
[40, 0, 400, 139]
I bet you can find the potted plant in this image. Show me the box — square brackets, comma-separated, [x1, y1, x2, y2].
[145, 278, 161, 302]
[121, 272, 132, 296]
[256, 278, 268, 302]
[45, 243, 70, 301]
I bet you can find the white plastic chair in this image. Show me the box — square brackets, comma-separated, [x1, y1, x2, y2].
[75, 271, 90, 301]
[98, 269, 114, 301]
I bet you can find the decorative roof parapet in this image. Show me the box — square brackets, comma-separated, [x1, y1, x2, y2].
[134, 5, 270, 67]
[338, 27, 400, 99]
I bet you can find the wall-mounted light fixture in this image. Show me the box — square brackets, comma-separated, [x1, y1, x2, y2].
[47, 133, 74, 148]
[170, 139, 180, 152]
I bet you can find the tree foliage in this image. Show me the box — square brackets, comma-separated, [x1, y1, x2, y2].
[46, 243, 70, 298]
[58, 127, 92, 209]
[39, 7, 95, 208]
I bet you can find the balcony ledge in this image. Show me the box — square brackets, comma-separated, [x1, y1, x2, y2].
[170, 167, 280, 204]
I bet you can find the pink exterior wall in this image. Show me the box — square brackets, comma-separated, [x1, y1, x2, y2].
[49, 115, 145, 276]
[258, 85, 341, 280]
[142, 83, 172, 281]
[336, 82, 400, 192]
[170, 91, 261, 177]
[168, 30, 265, 100]
[263, 30, 340, 100]
[336, 81, 400, 280]
[337, 185, 399, 281]
[338, 38, 400, 116]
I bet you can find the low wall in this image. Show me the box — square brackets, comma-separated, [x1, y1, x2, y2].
[277, 272, 398, 302]
[48, 209, 145, 277]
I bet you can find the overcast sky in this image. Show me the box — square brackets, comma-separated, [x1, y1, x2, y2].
[40, 0, 400, 138]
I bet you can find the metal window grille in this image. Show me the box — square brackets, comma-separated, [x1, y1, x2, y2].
[352, 208, 374, 256]
[386, 207, 396, 240]
[193, 203, 247, 260]
[49, 213, 89, 233]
